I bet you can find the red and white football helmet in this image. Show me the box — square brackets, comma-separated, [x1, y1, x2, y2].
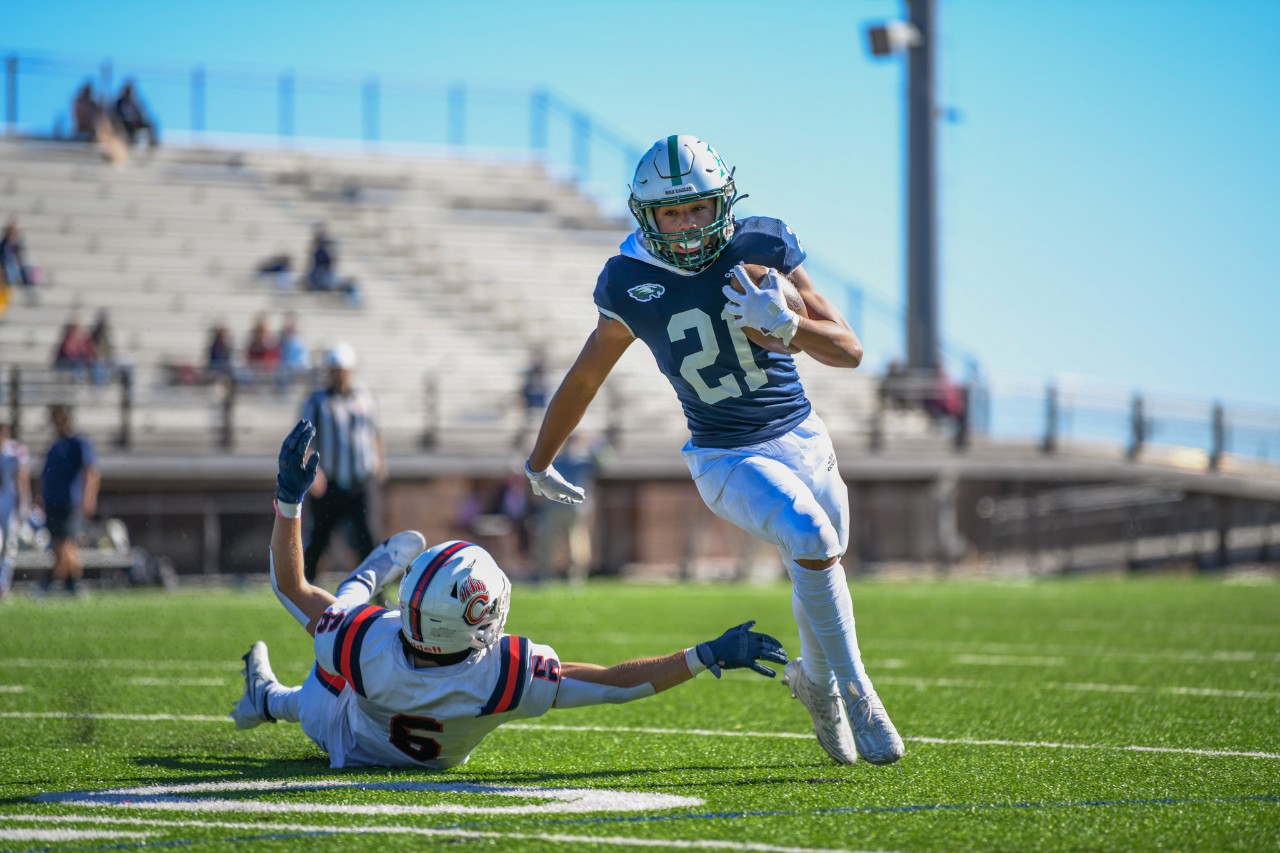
[397, 540, 511, 656]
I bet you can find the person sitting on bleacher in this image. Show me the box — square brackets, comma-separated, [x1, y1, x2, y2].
[207, 323, 234, 379]
[73, 82, 104, 141]
[244, 314, 280, 386]
[111, 79, 158, 148]
[275, 313, 312, 392]
[305, 225, 361, 306]
[53, 320, 95, 382]
[0, 219, 39, 300]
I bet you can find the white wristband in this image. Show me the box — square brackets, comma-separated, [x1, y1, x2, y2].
[274, 498, 303, 519]
[684, 646, 708, 677]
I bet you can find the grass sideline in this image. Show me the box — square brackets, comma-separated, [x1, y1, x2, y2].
[1, 575, 1277, 852]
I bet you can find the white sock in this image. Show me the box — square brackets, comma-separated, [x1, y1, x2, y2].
[266, 685, 302, 723]
[791, 589, 837, 693]
[790, 561, 873, 698]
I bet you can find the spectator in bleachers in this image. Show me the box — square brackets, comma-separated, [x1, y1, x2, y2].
[305, 224, 361, 305]
[37, 405, 99, 597]
[111, 79, 158, 148]
[207, 323, 234, 378]
[72, 81, 128, 164]
[53, 319, 95, 380]
[275, 313, 311, 392]
[306, 225, 337, 292]
[244, 314, 279, 383]
[255, 251, 295, 290]
[72, 82, 104, 140]
[0, 219, 39, 301]
[88, 308, 116, 385]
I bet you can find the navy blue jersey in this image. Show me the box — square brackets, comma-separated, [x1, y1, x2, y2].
[41, 434, 96, 509]
[595, 216, 811, 448]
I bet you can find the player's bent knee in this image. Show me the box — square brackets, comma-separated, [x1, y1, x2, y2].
[777, 512, 842, 567]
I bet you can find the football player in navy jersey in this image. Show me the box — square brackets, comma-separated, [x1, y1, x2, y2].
[228, 420, 788, 769]
[525, 135, 903, 766]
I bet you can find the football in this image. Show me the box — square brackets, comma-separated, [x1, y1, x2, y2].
[725, 264, 808, 354]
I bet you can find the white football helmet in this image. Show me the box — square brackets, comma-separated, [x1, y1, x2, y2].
[398, 540, 512, 656]
[629, 134, 740, 271]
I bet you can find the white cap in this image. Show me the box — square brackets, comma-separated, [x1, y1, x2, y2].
[327, 342, 357, 369]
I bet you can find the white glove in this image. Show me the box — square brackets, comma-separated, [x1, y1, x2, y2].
[722, 266, 800, 347]
[525, 460, 585, 505]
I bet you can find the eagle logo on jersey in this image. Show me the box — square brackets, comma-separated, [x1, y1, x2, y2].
[457, 576, 492, 626]
[627, 283, 665, 303]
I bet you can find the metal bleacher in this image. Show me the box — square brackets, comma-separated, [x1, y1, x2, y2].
[0, 136, 882, 466]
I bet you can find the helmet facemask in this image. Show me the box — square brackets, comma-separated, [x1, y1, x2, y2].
[629, 135, 741, 271]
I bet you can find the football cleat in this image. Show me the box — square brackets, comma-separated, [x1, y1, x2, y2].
[230, 641, 278, 731]
[360, 530, 427, 598]
[783, 658, 858, 765]
[842, 683, 905, 765]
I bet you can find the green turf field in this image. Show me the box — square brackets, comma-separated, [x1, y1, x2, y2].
[1, 574, 1277, 851]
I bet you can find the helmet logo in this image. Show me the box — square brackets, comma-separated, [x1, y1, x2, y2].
[458, 577, 491, 626]
[627, 283, 666, 303]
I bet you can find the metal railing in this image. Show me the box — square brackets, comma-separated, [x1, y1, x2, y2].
[1, 50, 642, 213]
[976, 378, 1280, 467]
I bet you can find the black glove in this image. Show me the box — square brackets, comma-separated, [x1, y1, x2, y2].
[277, 419, 320, 505]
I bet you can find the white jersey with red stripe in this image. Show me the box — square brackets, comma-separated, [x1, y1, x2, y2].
[312, 602, 561, 768]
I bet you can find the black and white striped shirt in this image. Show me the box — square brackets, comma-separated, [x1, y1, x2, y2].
[301, 386, 380, 491]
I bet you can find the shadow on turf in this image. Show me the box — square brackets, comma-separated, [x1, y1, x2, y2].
[125, 756, 828, 787]
[132, 755, 332, 776]
[1, 755, 845, 808]
[0, 755, 334, 805]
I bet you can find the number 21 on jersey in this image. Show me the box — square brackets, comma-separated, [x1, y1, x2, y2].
[667, 307, 767, 405]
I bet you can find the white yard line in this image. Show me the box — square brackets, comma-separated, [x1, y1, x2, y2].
[0, 657, 242, 670]
[501, 724, 1280, 760]
[0, 685, 26, 693]
[878, 640, 1280, 665]
[952, 654, 1068, 667]
[0, 827, 150, 842]
[127, 677, 229, 687]
[0, 814, 876, 853]
[874, 674, 1280, 699]
[1, 711, 1275, 760]
[0, 711, 229, 722]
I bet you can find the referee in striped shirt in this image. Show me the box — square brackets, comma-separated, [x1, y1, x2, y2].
[300, 343, 385, 582]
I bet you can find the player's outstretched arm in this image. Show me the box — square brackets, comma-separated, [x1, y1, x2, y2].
[785, 265, 864, 368]
[554, 621, 788, 708]
[526, 315, 633, 501]
[270, 419, 337, 634]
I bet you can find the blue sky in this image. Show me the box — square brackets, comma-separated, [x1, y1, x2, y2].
[6, 0, 1279, 411]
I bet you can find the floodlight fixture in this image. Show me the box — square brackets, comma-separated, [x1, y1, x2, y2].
[866, 20, 921, 58]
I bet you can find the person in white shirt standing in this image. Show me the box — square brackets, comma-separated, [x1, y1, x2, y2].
[0, 421, 31, 601]
[229, 420, 789, 769]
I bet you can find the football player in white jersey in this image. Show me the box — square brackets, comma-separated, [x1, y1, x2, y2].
[229, 420, 788, 769]
[524, 135, 904, 767]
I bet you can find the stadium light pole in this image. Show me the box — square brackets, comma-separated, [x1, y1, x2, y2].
[868, 0, 940, 377]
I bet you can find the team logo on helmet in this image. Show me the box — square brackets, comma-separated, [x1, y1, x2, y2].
[627, 283, 666, 303]
[458, 576, 491, 626]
